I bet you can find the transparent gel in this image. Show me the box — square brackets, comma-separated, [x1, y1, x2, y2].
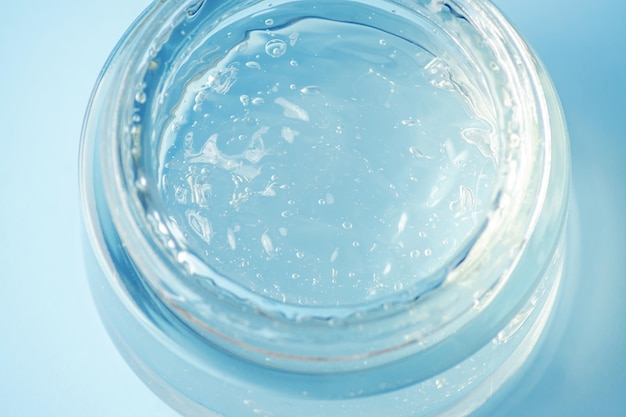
[156, 12, 496, 309]
[80, 0, 571, 416]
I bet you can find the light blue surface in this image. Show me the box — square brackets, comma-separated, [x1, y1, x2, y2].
[0, 1, 624, 416]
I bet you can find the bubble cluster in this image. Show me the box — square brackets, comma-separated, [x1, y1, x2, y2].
[265, 39, 287, 58]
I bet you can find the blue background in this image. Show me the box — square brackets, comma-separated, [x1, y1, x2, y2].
[0, 1, 624, 415]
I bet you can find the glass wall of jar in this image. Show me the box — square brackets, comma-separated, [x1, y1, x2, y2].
[80, 0, 570, 416]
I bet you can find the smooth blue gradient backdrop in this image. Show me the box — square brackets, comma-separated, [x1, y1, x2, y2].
[0, 1, 624, 416]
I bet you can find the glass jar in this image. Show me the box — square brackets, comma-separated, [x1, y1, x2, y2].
[79, 0, 570, 416]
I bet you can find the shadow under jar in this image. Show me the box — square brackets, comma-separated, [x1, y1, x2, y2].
[79, 0, 571, 416]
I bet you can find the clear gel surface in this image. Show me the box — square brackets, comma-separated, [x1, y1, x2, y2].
[152, 10, 497, 308]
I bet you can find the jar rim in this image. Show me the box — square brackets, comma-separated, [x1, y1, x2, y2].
[81, 0, 562, 376]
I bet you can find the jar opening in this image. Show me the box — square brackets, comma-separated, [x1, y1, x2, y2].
[98, 0, 553, 371]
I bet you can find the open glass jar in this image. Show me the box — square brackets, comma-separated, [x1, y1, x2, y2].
[80, 0, 570, 416]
